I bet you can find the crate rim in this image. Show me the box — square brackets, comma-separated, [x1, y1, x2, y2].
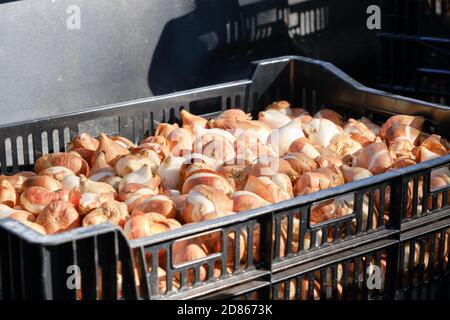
[0, 80, 253, 131]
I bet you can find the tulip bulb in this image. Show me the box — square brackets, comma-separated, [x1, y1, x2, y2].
[389, 140, 415, 159]
[79, 192, 115, 215]
[194, 125, 236, 146]
[61, 175, 80, 191]
[181, 170, 234, 196]
[266, 101, 307, 118]
[139, 135, 172, 150]
[250, 157, 298, 183]
[181, 109, 208, 128]
[218, 109, 251, 121]
[315, 166, 345, 187]
[133, 143, 170, 163]
[39, 166, 76, 181]
[91, 133, 129, 167]
[304, 118, 342, 148]
[82, 200, 129, 227]
[0, 174, 31, 191]
[34, 152, 89, 176]
[155, 123, 178, 139]
[314, 108, 344, 127]
[69, 133, 99, 151]
[112, 136, 135, 149]
[413, 134, 447, 162]
[124, 192, 151, 212]
[294, 172, 331, 196]
[115, 154, 157, 177]
[258, 110, 292, 129]
[0, 180, 17, 207]
[316, 155, 344, 168]
[380, 115, 425, 139]
[168, 127, 195, 156]
[200, 136, 236, 165]
[182, 185, 233, 223]
[132, 195, 177, 219]
[90, 151, 115, 176]
[271, 173, 293, 197]
[217, 165, 250, 191]
[22, 175, 62, 192]
[235, 135, 278, 164]
[329, 134, 363, 159]
[207, 109, 252, 130]
[288, 137, 321, 159]
[388, 158, 416, 171]
[0, 207, 36, 223]
[124, 212, 181, 240]
[352, 143, 394, 174]
[79, 176, 117, 196]
[341, 165, 373, 182]
[244, 175, 291, 203]
[283, 153, 318, 176]
[119, 183, 159, 203]
[118, 165, 157, 192]
[269, 117, 305, 156]
[36, 200, 80, 234]
[20, 186, 59, 215]
[232, 191, 271, 212]
[180, 153, 220, 180]
[343, 119, 376, 143]
[89, 170, 116, 183]
[384, 125, 421, 145]
[157, 155, 185, 190]
[429, 169, 450, 208]
[232, 120, 272, 144]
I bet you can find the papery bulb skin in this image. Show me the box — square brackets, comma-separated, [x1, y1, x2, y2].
[303, 118, 342, 148]
[36, 200, 80, 234]
[380, 115, 425, 139]
[0, 180, 17, 208]
[157, 155, 185, 190]
[20, 186, 59, 215]
[341, 165, 373, 182]
[314, 109, 344, 127]
[181, 185, 233, 223]
[258, 110, 292, 129]
[269, 118, 305, 156]
[91, 133, 129, 167]
[22, 176, 62, 192]
[352, 143, 394, 174]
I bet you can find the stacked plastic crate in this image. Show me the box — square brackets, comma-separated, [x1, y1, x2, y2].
[378, 0, 450, 106]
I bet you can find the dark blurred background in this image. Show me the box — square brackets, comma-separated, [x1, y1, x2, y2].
[0, 0, 416, 125]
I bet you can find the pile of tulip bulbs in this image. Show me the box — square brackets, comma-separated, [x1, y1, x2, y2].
[0, 101, 449, 296]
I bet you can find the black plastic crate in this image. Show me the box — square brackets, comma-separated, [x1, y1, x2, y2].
[396, 217, 450, 299]
[382, 0, 450, 37]
[271, 239, 398, 300]
[271, 218, 450, 300]
[378, 0, 450, 105]
[286, 0, 382, 88]
[0, 56, 449, 299]
[377, 34, 450, 105]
